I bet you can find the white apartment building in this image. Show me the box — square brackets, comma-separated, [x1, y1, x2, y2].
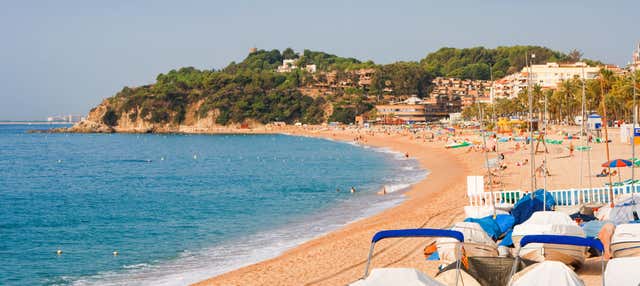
[276, 59, 316, 73]
[276, 59, 298, 73]
[631, 43, 640, 71]
[526, 62, 599, 88]
[493, 62, 600, 99]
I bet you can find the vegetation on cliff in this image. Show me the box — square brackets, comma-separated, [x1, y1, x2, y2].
[94, 46, 599, 127]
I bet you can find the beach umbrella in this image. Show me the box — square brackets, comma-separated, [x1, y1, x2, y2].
[602, 159, 633, 183]
[602, 159, 633, 168]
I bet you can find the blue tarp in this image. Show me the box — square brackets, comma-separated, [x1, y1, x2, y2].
[499, 229, 514, 247]
[495, 214, 516, 234]
[464, 214, 515, 241]
[511, 189, 556, 225]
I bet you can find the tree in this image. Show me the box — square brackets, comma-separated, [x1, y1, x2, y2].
[567, 49, 583, 63]
[282, 48, 298, 60]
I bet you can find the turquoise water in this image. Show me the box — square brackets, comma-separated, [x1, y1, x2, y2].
[0, 124, 425, 285]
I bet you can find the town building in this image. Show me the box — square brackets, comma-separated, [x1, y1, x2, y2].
[276, 59, 298, 73]
[375, 94, 461, 123]
[429, 77, 492, 107]
[524, 62, 599, 89]
[276, 59, 316, 74]
[375, 96, 428, 123]
[492, 72, 528, 99]
[304, 64, 317, 73]
[47, 114, 84, 122]
[425, 94, 462, 121]
[322, 68, 376, 89]
[632, 43, 640, 71]
[493, 62, 603, 99]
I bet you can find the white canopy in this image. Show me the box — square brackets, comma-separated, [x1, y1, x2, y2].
[512, 211, 585, 240]
[349, 268, 445, 286]
[605, 257, 640, 286]
[438, 222, 497, 246]
[508, 261, 584, 286]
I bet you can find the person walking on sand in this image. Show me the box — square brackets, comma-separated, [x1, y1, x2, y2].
[569, 141, 575, 157]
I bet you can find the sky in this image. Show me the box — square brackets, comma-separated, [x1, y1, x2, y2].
[1, 0, 638, 120]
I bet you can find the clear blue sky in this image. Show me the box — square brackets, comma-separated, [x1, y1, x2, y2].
[1, 0, 638, 120]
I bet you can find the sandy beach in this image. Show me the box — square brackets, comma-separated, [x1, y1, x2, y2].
[195, 125, 634, 286]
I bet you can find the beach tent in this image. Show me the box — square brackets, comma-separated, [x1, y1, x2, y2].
[350, 268, 445, 286]
[595, 194, 640, 224]
[508, 261, 584, 286]
[511, 189, 556, 225]
[604, 257, 640, 286]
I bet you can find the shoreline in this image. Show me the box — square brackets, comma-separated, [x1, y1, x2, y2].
[15, 123, 630, 285]
[37, 127, 430, 286]
[193, 127, 477, 285]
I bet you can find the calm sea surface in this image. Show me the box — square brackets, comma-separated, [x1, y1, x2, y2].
[0, 124, 425, 285]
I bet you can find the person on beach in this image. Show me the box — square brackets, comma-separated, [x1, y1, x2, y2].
[377, 186, 387, 195]
[405, 152, 409, 158]
[598, 168, 609, 177]
[569, 141, 575, 157]
[516, 158, 528, 166]
[350, 186, 356, 193]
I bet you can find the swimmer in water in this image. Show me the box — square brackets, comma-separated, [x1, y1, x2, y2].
[350, 186, 356, 193]
[377, 186, 387, 195]
[405, 152, 409, 158]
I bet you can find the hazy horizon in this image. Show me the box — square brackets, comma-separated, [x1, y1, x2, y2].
[1, 0, 639, 120]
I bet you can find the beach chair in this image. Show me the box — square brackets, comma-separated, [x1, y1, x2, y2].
[353, 228, 465, 286]
[510, 235, 604, 286]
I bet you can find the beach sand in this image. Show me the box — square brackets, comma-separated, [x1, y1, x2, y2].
[195, 125, 633, 286]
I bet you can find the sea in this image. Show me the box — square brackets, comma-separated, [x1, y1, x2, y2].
[0, 124, 426, 285]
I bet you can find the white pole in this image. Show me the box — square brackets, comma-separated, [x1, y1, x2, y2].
[632, 58, 638, 216]
[528, 53, 536, 197]
[543, 87, 548, 211]
[580, 65, 585, 190]
[479, 96, 496, 217]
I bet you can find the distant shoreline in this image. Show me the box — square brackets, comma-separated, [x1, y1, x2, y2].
[0, 121, 74, 125]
